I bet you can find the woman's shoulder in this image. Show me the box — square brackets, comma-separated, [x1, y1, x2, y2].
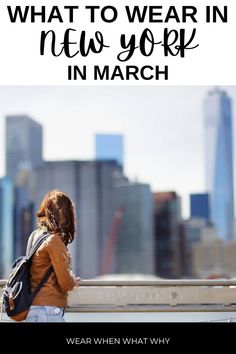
[30, 228, 67, 252]
[46, 233, 66, 247]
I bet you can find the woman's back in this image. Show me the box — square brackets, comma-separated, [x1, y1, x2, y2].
[29, 229, 75, 307]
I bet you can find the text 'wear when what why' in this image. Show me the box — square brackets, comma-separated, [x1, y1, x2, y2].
[66, 337, 171, 345]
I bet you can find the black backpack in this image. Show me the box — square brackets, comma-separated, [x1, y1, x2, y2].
[2, 231, 53, 321]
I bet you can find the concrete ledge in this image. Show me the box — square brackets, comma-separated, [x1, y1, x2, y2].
[1, 279, 236, 312]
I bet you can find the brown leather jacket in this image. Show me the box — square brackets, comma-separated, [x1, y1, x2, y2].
[28, 229, 76, 307]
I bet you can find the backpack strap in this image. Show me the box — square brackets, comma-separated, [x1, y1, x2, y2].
[27, 231, 54, 302]
[31, 266, 54, 300]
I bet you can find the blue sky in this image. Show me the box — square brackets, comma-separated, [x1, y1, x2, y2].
[0, 85, 236, 218]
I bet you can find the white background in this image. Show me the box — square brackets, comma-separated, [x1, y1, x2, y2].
[0, 0, 235, 85]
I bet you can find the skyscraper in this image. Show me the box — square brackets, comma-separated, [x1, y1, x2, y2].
[153, 192, 182, 278]
[204, 88, 234, 241]
[114, 182, 155, 275]
[14, 185, 33, 259]
[0, 177, 14, 278]
[95, 134, 124, 167]
[190, 193, 210, 220]
[180, 218, 208, 277]
[6, 115, 43, 181]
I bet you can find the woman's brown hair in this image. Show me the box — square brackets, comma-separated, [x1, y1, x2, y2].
[36, 189, 76, 245]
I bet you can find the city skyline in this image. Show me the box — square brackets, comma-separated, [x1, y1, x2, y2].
[1, 86, 236, 217]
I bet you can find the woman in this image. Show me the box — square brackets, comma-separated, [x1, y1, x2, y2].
[25, 189, 80, 322]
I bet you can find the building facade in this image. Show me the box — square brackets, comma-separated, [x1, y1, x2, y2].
[204, 88, 234, 240]
[192, 225, 223, 278]
[153, 192, 182, 278]
[180, 218, 208, 277]
[190, 193, 210, 221]
[14, 186, 33, 259]
[95, 134, 124, 167]
[114, 182, 155, 275]
[0, 177, 14, 278]
[6, 115, 43, 182]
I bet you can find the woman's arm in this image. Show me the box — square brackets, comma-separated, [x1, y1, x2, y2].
[47, 234, 77, 292]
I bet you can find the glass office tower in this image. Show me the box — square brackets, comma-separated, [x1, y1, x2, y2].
[95, 134, 124, 167]
[190, 193, 210, 221]
[204, 88, 234, 241]
[6, 115, 43, 182]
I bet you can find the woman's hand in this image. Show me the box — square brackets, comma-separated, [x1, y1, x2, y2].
[75, 277, 82, 287]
